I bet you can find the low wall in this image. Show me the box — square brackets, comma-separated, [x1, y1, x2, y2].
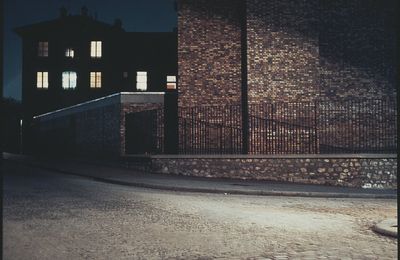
[150, 154, 397, 188]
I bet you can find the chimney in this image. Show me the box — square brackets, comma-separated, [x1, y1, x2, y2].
[114, 19, 122, 29]
[81, 6, 88, 16]
[59, 7, 67, 18]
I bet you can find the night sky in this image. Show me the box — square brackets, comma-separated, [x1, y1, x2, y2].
[3, 0, 177, 101]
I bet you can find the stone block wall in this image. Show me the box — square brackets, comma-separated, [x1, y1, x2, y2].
[151, 155, 397, 188]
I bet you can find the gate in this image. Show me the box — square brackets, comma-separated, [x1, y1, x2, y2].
[125, 109, 164, 154]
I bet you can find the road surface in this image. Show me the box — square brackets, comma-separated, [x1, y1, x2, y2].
[3, 160, 398, 259]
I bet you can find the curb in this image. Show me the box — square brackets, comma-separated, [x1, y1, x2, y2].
[372, 219, 398, 238]
[4, 158, 398, 199]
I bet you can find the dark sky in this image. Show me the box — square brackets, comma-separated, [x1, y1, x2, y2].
[3, 0, 177, 100]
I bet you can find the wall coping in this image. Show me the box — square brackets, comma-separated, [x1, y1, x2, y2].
[34, 92, 165, 122]
[147, 154, 397, 159]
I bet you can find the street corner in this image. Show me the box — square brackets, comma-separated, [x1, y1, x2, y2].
[372, 218, 398, 238]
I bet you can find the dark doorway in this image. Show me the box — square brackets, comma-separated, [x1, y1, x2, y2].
[125, 109, 163, 154]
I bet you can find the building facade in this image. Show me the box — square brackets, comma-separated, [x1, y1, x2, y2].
[177, 0, 397, 106]
[15, 7, 177, 152]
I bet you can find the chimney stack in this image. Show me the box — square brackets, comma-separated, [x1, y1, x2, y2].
[59, 7, 67, 18]
[81, 6, 88, 16]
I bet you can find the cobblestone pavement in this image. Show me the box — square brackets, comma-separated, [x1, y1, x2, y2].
[3, 162, 397, 260]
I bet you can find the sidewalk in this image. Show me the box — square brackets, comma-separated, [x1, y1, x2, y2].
[3, 153, 397, 199]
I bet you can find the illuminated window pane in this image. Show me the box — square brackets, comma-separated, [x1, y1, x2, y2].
[90, 41, 102, 58]
[90, 72, 101, 88]
[62, 71, 77, 89]
[38, 41, 48, 57]
[65, 48, 74, 58]
[166, 75, 176, 90]
[36, 72, 49, 89]
[123, 72, 128, 78]
[136, 71, 147, 91]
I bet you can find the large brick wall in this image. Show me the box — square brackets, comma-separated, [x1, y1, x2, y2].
[177, 0, 243, 107]
[247, 0, 320, 103]
[177, 0, 397, 104]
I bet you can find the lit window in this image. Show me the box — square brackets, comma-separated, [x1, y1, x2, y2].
[36, 72, 49, 89]
[38, 41, 48, 57]
[136, 71, 147, 91]
[90, 72, 101, 88]
[123, 72, 128, 78]
[90, 41, 102, 58]
[65, 48, 74, 58]
[62, 71, 77, 89]
[166, 75, 176, 90]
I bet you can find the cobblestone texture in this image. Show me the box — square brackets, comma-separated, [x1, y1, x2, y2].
[3, 162, 397, 259]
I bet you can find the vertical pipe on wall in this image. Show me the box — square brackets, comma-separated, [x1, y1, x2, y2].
[241, 0, 249, 154]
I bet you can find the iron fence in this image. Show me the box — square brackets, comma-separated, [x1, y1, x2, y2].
[125, 99, 397, 155]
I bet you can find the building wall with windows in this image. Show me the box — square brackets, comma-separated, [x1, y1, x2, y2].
[15, 8, 177, 152]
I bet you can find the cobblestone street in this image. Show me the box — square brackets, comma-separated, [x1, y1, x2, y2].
[3, 162, 397, 259]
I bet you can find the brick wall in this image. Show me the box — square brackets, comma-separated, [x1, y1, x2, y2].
[177, 0, 397, 104]
[177, 0, 243, 107]
[247, 0, 320, 103]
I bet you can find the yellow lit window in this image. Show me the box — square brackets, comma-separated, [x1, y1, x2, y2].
[90, 72, 102, 88]
[136, 71, 147, 91]
[90, 41, 102, 58]
[36, 72, 49, 89]
[166, 75, 176, 90]
[38, 41, 48, 57]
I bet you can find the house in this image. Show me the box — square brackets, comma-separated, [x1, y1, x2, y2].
[15, 7, 177, 153]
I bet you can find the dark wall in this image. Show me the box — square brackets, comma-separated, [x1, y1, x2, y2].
[178, 0, 397, 105]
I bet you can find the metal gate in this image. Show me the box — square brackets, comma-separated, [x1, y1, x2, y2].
[125, 109, 164, 154]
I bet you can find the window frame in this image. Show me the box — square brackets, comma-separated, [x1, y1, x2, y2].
[36, 71, 49, 89]
[90, 72, 102, 88]
[136, 71, 147, 91]
[38, 41, 49, 57]
[62, 71, 77, 89]
[90, 41, 102, 58]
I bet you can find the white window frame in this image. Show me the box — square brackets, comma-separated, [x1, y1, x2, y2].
[90, 72, 102, 88]
[62, 71, 77, 89]
[38, 41, 48, 57]
[36, 72, 49, 89]
[90, 41, 102, 58]
[65, 48, 74, 58]
[136, 71, 147, 91]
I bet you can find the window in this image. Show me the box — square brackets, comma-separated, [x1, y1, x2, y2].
[90, 41, 102, 58]
[36, 72, 48, 89]
[166, 75, 176, 90]
[38, 41, 48, 57]
[62, 71, 77, 89]
[65, 48, 74, 58]
[123, 72, 128, 78]
[136, 71, 147, 91]
[90, 72, 101, 88]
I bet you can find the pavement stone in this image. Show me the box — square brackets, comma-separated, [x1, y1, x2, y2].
[2, 152, 397, 199]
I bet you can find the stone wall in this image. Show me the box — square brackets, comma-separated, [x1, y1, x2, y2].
[151, 155, 397, 188]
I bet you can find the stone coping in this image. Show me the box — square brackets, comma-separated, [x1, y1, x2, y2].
[34, 92, 165, 121]
[126, 154, 397, 159]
